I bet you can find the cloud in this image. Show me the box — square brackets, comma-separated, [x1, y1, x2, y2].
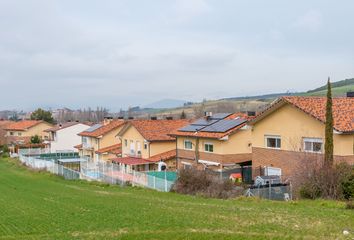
[173, 0, 211, 23]
[293, 10, 323, 32]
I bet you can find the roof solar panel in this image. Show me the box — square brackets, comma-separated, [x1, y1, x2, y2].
[191, 119, 218, 126]
[179, 125, 205, 132]
[201, 119, 246, 133]
[210, 113, 232, 120]
[85, 124, 102, 132]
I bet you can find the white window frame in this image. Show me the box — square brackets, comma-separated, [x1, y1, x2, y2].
[303, 138, 323, 153]
[265, 135, 281, 149]
[204, 142, 214, 153]
[184, 140, 193, 150]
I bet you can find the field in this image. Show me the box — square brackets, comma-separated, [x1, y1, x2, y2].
[0, 157, 353, 240]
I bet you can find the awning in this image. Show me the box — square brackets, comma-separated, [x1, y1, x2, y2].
[111, 157, 154, 166]
[198, 159, 220, 166]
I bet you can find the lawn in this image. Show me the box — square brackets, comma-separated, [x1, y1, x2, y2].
[0, 157, 353, 240]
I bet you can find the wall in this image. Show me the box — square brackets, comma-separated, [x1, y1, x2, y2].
[120, 126, 148, 158]
[50, 124, 90, 152]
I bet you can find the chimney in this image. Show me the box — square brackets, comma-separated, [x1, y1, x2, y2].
[128, 117, 134, 120]
[247, 111, 256, 117]
[204, 112, 212, 117]
[118, 116, 124, 120]
[103, 116, 113, 125]
[166, 116, 173, 120]
[346, 91, 354, 98]
[150, 116, 157, 120]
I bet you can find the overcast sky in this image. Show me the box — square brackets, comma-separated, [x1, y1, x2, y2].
[0, 0, 353, 111]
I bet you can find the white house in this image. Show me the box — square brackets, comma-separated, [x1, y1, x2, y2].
[45, 122, 91, 153]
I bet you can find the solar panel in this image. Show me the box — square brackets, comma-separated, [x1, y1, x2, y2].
[191, 119, 218, 126]
[201, 119, 246, 133]
[179, 125, 205, 132]
[210, 113, 232, 120]
[85, 124, 102, 132]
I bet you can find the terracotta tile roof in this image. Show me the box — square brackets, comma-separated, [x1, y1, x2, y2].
[170, 113, 249, 139]
[0, 120, 14, 128]
[95, 143, 122, 154]
[253, 96, 354, 133]
[111, 157, 154, 166]
[5, 120, 45, 131]
[78, 120, 126, 138]
[124, 119, 192, 142]
[45, 122, 86, 132]
[147, 149, 176, 162]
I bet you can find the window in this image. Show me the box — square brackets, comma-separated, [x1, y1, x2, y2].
[184, 140, 193, 150]
[144, 143, 148, 150]
[124, 139, 128, 147]
[204, 143, 214, 152]
[265, 135, 281, 149]
[18, 132, 22, 136]
[303, 138, 323, 153]
[10, 132, 14, 136]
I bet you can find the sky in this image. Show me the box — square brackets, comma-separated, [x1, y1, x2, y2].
[0, 0, 353, 111]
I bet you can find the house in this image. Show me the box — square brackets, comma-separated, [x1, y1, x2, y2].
[77, 119, 126, 161]
[170, 112, 254, 181]
[250, 95, 354, 180]
[114, 119, 191, 171]
[44, 122, 91, 153]
[4, 120, 53, 152]
[0, 120, 14, 146]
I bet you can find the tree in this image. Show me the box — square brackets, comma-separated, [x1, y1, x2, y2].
[180, 110, 186, 119]
[324, 78, 334, 167]
[31, 108, 54, 124]
[30, 135, 41, 144]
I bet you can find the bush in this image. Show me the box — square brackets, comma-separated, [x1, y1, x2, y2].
[172, 168, 244, 199]
[346, 201, 354, 210]
[299, 163, 354, 200]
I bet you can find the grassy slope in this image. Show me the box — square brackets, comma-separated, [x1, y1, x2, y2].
[0, 158, 353, 240]
[304, 84, 354, 96]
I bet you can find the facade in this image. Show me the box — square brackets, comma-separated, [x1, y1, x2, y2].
[250, 96, 354, 180]
[5, 120, 53, 149]
[45, 122, 91, 153]
[0, 120, 14, 146]
[115, 119, 190, 171]
[171, 113, 254, 181]
[77, 119, 126, 161]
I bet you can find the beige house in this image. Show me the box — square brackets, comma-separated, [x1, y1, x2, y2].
[170, 113, 254, 182]
[4, 120, 53, 152]
[115, 119, 190, 171]
[250, 96, 354, 180]
[77, 119, 126, 161]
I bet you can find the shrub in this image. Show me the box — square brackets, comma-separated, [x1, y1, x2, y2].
[299, 163, 354, 200]
[172, 168, 244, 199]
[346, 201, 354, 210]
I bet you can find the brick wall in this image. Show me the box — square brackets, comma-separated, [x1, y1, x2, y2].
[252, 147, 354, 180]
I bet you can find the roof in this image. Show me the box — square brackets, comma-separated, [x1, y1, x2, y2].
[147, 149, 176, 162]
[44, 122, 88, 132]
[119, 119, 191, 142]
[251, 96, 354, 133]
[111, 157, 154, 166]
[5, 120, 47, 131]
[95, 143, 122, 155]
[0, 120, 14, 128]
[78, 120, 126, 138]
[170, 112, 250, 139]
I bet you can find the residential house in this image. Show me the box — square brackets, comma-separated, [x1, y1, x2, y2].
[44, 122, 91, 153]
[0, 120, 14, 146]
[77, 119, 126, 161]
[114, 119, 191, 171]
[249, 95, 354, 180]
[4, 120, 53, 152]
[170, 113, 254, 181]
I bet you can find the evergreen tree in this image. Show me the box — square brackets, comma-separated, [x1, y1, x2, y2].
[324, 78, 334, 167]
[30, 108, 54, 124]
[180, 110, 186, 119]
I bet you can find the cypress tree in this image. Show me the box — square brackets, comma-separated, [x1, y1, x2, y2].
[324, 77, 334, 167]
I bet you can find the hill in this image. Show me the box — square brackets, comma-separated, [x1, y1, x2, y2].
[0, 157, 352, 239]
[304, 78, 354, 96]
[144, 99, 187, 109]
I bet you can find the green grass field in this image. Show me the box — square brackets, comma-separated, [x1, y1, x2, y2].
[0, 158, 353, 240]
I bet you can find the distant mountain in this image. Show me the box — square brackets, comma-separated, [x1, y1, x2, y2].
[144, 99, 187, 109]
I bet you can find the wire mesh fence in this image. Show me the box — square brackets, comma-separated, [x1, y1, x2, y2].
[245, 184, 292, 201]
[19, 154, 176, 192]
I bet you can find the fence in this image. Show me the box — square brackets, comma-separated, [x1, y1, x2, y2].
[245, 184, 292, 201]
[19, 154, 176, 192]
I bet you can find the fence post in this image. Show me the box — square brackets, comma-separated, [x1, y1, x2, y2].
[164, 170, 167, 192]
[153, 176, 156, 190]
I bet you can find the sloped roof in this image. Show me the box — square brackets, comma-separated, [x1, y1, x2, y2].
[78, 120, 126, 138]
[170, 112, 250, 139]
[147, 149, 176, 162]
[119, 119, 191, 142]
[95, 143, 122, 154]
[5, 120, 46, 131]
[252, 96, 354, 133]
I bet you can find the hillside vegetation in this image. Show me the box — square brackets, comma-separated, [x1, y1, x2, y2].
[0, 157, 353, 240]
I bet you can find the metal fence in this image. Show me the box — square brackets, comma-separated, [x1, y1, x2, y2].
[19, 154, 176, 192]
[245, 184, 292, 201]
